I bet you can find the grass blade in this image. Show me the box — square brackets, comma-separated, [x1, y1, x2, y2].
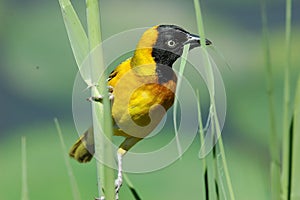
[193, 0, 219, 197]
[209, 46, 232, 72]
[206, 151, 218, 200]
[213, 147, 220, 200]
[290, 77, 300, 199]
[193, 0, 214, 94]
[261, 1, 281, 199]
[58, 0, 115, 198]
[54, 118, 81, 200]
[216, 132, 233, 200]
[21, 136, 29, 200]
[193, 0, 235, 199]
[123, 174, 142, 200]
[196, 90, 209, 200]
[58, 0, 89, 70]
[173, 43, 191, 158]
[281, 0, 293, 199]
[86, 0, 115, 199]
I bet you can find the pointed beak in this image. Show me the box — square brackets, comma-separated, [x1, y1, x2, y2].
[184, 33, 212, 49]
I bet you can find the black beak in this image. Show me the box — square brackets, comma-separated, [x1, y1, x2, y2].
[184, 33, 212, 49]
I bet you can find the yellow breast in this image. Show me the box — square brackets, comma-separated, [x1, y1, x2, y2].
[109, 59, 176, 138]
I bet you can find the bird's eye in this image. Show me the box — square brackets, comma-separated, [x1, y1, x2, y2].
[167, 40, 176, 48]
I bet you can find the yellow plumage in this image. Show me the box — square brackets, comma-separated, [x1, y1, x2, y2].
[69, 24, 210, 198]
[69, 24, 209, 163]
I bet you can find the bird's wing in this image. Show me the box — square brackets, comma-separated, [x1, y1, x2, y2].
[108, 58, 132, 88]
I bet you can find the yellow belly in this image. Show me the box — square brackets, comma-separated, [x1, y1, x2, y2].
[109, 61, 176, 138]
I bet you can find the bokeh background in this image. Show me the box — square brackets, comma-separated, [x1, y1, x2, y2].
[0, 0, 299, 199]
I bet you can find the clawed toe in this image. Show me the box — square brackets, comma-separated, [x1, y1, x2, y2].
[87, 93, 114, 103]
[115, 178, 123, 191]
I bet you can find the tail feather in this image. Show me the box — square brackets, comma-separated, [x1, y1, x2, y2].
[69, 127, 95, 163]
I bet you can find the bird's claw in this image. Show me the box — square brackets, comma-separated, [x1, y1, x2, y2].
[87, 93, 114, 103]
[109, 93, 114, 101]
[94, 177, 122, 200]
[87, 95, 103, 102]
[114, 175, 123, 200]
[107, 86, 113, 93]
[87, 86, 114, 102]
[115, 177, 123, 191]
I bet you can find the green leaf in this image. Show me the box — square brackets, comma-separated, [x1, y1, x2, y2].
[261, 1, 281, 199]
[193, 0, 235, 199]
[58, 0, 89, 79]
[281, 0, 293, 198]
[173, 43, 190, 158]
[85, 0, 115, 199]
[54, 118, 81, 200]
[290, 77, 300, 199]
[21, 137, 29, 200]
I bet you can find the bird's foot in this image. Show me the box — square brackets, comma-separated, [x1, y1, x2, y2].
[87, 93, 114, 103]
[115, 176, 123, 200]
[96, 149, 124, 200]
[94, 177, 122, 200]
[87, 95, 103, 102]
[107, 85, 113, 93]
[87, 86, 114, 102]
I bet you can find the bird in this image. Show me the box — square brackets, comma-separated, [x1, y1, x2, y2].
[69, 24, 212, 199]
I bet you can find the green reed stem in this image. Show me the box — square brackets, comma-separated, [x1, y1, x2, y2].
[21, 136, 29, 200]
[281, 0, 292, 199]
[173, 43, 191, 158]
[290, 77, 300, 200]
[123, 174, 142, 200]
[86, 0, 115, 199]
[261, 1, 281, 199]
[58, 1, 140, 198]
[193, 0, 235, 199]
[197, 90, 209, 200]
[54, 118, 81, 200]
[58, 0, 89, 68]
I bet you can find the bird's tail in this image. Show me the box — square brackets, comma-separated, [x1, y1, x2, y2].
[69, 127, 95, 163]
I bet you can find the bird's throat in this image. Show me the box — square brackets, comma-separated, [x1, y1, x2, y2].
[131, 48, 157, 76]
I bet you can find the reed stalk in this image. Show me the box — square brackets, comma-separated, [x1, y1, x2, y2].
[281, 0, 292, 199]
[261, 1, 281, 199]
[193, 0, 235, 199]
[54, 118, 81, 200]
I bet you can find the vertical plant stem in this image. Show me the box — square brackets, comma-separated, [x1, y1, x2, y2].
[216, 130, 234, 200]
[193, 0, 214, 94]
[54, 118, 81, 200]
[290, 77, 300, 199]
[261, 1, 281, 199]
[193, 1, 217, 199]
[206, 150, 218, 200]
[58, 0, 116, 198]
[193, 0, 235, 199]
[86, 0, 115, 199]
[58, 0, 89, 68]
[173, 43, 191, 158]
[197, 90, 209, 200]
[213, 147, 220, 200]
[21, 137, 29, 200]
[123, 174, 142, 200]
[281, 0, 292, 199]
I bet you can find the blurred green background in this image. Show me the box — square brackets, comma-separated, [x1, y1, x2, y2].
[0, 0, 299, 199]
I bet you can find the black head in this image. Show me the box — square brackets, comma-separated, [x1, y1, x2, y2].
[152, 25, 212, 67]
